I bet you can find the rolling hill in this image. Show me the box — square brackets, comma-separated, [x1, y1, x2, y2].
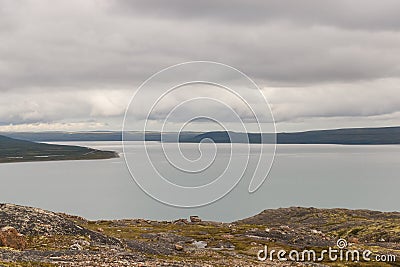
[0, 135, 118, 163]
[2, 126, 400, 145]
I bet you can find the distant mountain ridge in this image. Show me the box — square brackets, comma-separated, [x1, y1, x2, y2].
[277, 126, 400, 144]
[1, 131, 201, 142]
[2, 126, 400, 145]
[187, 126, 400, 144]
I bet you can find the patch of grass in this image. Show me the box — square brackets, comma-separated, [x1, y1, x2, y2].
[26, 235, 91, 251]
[327, 262, 394, 267]
[0, 262, 56, 267]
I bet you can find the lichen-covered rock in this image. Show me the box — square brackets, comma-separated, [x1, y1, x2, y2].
[174, 244, 183, 251]
[0, 226, 27, 250]
[70, 243, 83, 251]
[189, 216, 201, 223]
[0, 203, 121, 247]
[0, 204, 398, 266]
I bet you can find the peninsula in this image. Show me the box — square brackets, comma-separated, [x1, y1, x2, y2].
[0, 135, 118, 163]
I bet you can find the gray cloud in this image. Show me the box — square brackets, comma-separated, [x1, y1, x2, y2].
[1, 0, 400, 131]
[113, 0, 400, 31]
[264, 79, 400, 122]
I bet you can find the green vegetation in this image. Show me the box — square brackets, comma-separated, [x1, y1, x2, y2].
[1, 205, 398, 266]
[0, 135, 118, 163]
[0, 262, 56, 267]
[75, 214, 399, 266]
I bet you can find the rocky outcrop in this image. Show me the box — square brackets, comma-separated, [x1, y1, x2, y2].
[0, 203, 121, 247]
[236, 207, 400, 244]
[189, 216, 201, 223]
[0, 226, 27, 250]
[0, 204, 399, 266]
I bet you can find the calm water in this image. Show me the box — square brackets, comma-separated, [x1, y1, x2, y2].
[0, 142, 399, 222]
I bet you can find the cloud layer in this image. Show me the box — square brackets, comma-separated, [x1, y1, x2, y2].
[1, 0, 400, 131]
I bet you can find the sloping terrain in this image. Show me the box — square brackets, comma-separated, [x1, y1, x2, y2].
[183, 126, 400, 144]
[0, 135, 118, 163]
[0, 204, 398, 266]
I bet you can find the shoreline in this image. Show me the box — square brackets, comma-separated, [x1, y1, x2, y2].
[0, 151, 119, 164]
[0, 135, 119, 164]
[0, 154, 119, 164]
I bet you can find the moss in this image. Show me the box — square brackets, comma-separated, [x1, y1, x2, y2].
[327, 262, 394, 267]
[62, 215, 400, 266]
[348, 227, 364, 236]
[0, 262, 56, 267]
[26, 235, 91, 251]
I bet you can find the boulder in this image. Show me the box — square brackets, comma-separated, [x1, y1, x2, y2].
[70, 243, 83, 250]
[192, 240, 207, 249]
[174, 244, 183, 251]
[173, 219, 189, 225]
[0, 203, 121, 247]
[190, 216, 201, 223]
[0, 226, 27, 250]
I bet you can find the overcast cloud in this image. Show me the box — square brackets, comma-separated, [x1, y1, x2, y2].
[1, 0, 400, 132]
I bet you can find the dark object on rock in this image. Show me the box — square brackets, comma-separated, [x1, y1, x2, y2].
[0, 226, 27, 250]
[190, 216, 201, 223]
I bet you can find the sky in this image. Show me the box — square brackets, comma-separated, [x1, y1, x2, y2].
[1, 0, 400, 132]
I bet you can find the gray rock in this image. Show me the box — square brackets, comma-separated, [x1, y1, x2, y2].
[190, 216, 201, 223]
[70, 243, 83, 251]
[192, 240, 207, 249]
[0, 203, 122, 247]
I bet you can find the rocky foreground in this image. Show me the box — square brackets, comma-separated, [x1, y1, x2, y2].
[0, 204, 399, 266]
